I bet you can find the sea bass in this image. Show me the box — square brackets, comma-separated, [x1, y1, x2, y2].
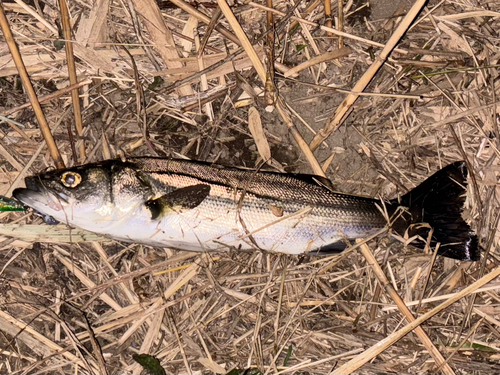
[13, 158, 479, 261]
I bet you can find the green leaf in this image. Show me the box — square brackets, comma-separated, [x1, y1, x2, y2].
[132, 354, 166, 375]
[283, 345, 293, 366]
[226, 369, 262, 375]
[295, 44, 307, 53]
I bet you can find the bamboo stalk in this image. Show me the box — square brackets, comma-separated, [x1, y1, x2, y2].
[0, 3, 65, 169]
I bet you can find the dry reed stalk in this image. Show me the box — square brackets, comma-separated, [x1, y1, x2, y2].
[276, 99, 326, 176]
[436, 10, 500, 20]
[3, 79, 92, 116]
[58, 0, 85, 162]
[284, 47, 352, 77]
[198, 7, 222, 57]
[357, 242, 455, 375]
[324, 0, 332, 33]
[410, 101, 500, 137]
[131, 0, 193, 96]
[264, 0, 277, 109]
[168, 0, 240, 46]
[216, 0, 266, 82]
[309, 0, 427, 151]
[0, 116, 32, 141]
[217, 0, 325, 176]
[337, 0, 343, 47]
[332, 264, 500, 374]
[286, 0, 321, 34]
[248, 2, 408, 54]
[292, 8, 324, 81]
[0, 4, 64, 168]
[0, 310, 91, 370]
[1, 0, 498, 373]
[194, 30, 214, 121]
[12, 0, 57, 33]
[436, 318, 484, 373]
[53, 250, 123, 311]
[91, 242, 139, 305]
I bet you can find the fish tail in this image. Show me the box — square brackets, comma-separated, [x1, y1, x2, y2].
[390, 161, 479, 261]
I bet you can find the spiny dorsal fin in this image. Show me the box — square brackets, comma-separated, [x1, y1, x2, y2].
[146, 184, 211, 220]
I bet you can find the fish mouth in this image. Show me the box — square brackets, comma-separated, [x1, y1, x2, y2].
[13, 177, 68, 212]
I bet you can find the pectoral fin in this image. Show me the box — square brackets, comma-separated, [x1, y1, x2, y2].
[146, 184, 211, 219]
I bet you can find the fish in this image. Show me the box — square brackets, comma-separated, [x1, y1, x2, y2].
[12, 158, 479, 261]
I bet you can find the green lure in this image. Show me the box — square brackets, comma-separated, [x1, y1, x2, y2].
[0, 196, 25, 212]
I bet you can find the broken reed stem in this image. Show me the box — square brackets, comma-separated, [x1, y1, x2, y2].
[264, 0, 277, 109]
[3, 80, 92, 116]
[309, 0, 427, 151]
[357, 241, 455, 375]
[337, 0, 343, 47]
[194, 30, 214, 121]
[287, 0, 321, 35]
[217, 0, 325, 176]
[284, 47, 352, 77]
[332, 263, 500, 374]
[248, 2, 408, 54]
[59, 0, 85, 163]
[197, 7, 222, 58]
[217, 0, 265, 81]
[168, 0, 241, 46]
[324, 0, 332, 33]
[0, 3, 65, 169]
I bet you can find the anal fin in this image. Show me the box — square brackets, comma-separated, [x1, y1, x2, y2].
[312, 241, 349, 255]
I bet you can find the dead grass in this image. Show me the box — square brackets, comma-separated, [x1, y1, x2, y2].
[0, 0, 500, 373]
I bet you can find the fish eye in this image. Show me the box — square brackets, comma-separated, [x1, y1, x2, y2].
[61, 172, 82, 188]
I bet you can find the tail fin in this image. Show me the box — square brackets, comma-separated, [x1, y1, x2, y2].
[390, 161, 479, 261]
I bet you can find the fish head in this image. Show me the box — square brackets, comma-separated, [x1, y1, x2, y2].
[13, 161, 152, 230]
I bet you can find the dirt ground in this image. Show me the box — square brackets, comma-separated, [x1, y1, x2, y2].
[0, 0, 500, 374]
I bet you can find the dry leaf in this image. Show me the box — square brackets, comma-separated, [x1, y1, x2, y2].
[248, 106, 271, 161]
